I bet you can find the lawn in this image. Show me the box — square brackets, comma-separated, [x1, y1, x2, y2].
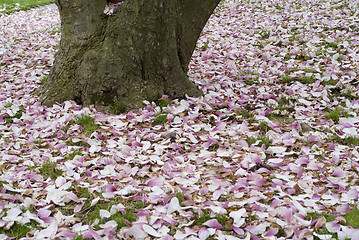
[1, 0, 359, 239]
[0, 0, 53, 14]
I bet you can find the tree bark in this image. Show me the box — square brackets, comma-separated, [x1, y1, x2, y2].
[36, 0, 220, 113]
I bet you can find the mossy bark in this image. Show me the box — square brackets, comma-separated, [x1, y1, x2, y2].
[36, 0, 220, 113]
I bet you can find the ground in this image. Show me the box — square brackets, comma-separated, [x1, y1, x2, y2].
[1, 0, 359, 239]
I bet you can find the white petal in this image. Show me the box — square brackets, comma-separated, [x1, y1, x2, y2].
[99, 210, 111, 219]
[91, 197, 100, 207]
[3, 208, 22, 221]
[229, 208, 246, 226]
[167, 197, 181, 214]
[126, 226, 147, 238]
[99, 220, 117, 229]
[142, 224, 162, 237]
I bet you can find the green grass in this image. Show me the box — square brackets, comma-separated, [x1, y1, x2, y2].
[257, 121, 272, 133]
[255, 30, 271, 39]
[39, 75, 48, 85]
[0, 221, 37, 239]
[247, 136, 272, 149]
[65, 150, 83, 160]
[237, 108, 255, 123]
[66, 138, 90, 148]
[331, 135, 359, 146]
[39, 161, 63, 180]
[3, 105, 25, 124]
[170, 192, 184, 205]
[192, 209, 212, 226]
[344, 206, 359, 228]
[156, 98, 171, 109]
[70, 183, 91, 199]
[325, 108, 352, 124]
[152, 114, 168, 126]
[0, 0, 54, 15]
[280, 75, 316, 84]
[76, 115, 99, 136]
[85, 198, 147, 231]
[306, 207, 359, 239]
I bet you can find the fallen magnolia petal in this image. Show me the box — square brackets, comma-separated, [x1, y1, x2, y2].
[245, 223, 267, 235]
[86, 226, 102, 240]
[99, 209, 111, 219]
[325, 221, 341, 233]
[167, 197, 181, 214]
[146, 177, 164, 187]
[331, 167, 345, 178]
[56, 229, 76, 238]
[91, 197, 100, 207]
[142, 224, 163, 237]
[203, 219, 223, 230]
[263, 227, 278, 237]
[314, 216, 327, 229]
[313, 232, 335, 240]
[36, 220, 58, 239]
[125, 226, 147, 239]
[74, 203, 84, 213]
[267, 146, 287, 155]
[198, 227, 210, 240]
[99, 220, 118, 229]
[336, 204, 351, 214]
[3, 208, 22, 222]
[229, 208, 246, 227]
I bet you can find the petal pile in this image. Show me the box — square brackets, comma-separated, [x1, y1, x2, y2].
[1, 0, 359, 239]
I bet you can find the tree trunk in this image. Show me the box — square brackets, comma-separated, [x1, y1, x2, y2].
[36, 0, 220, 113]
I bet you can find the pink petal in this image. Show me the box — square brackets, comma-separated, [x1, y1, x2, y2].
[66, 192, 80, 202]
[87, 226, 102, 240]
[104, 184, 116, 192]
[38, 209, 51, 218]
[198, 227, 210, 240]
[199, 187, 208, 195]
[332, 167, 345, 178]
[56, 230, 76, 238]
[348, 189, 359, 199]
[264, 227, 278, 237]
[147, 177, 164, 187]
[74, 203, 84, 213]
[213, 188, 224, 200]
[203, 219, 223, 230]
[325, 221, 341, 232]
[232, 225, 244, 235]
[336, 204, 351, 214]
